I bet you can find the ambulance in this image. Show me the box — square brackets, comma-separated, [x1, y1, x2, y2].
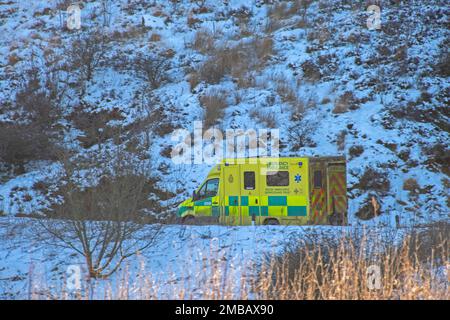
[177, 157, 347, 226]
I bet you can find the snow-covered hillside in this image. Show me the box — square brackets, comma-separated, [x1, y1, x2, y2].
[0, 0, 448, 225]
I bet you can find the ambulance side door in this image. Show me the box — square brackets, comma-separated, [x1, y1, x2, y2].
[240, 165, 260, 225]
[222, 165, 241, 225]
[326, 163, 347, 225]
[309, 161, 327, 224]
[287, 161, 308, 222]
[194, 178, 220, 219]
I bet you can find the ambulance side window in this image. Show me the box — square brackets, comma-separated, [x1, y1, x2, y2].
[244, 172, 255, 190]
[266, 171, 289, 186]
[205, 178, 219, 197]
[313, 170, 322, 189]
[197, 183, 207, 198]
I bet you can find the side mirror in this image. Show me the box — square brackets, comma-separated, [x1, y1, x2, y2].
[192, 191, 197, 201]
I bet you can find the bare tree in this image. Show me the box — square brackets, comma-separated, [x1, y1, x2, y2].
[67, 32, 107, 95]
[132, 53, 171, 90]
[287, 120, 317, 151]
[40, 216, 161, 279]
[37, 136, 162, 279]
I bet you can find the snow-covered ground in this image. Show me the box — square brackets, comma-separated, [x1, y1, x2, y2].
[0, 0, 448, 299]
[0, 216, 409, 299]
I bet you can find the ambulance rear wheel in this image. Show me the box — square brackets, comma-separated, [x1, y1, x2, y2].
[182, 215, 196, 225]
[329, 212, 345, 226]
[265, 219, 279, 225]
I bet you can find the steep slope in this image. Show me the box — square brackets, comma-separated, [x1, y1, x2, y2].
[0, 0, 448, 226]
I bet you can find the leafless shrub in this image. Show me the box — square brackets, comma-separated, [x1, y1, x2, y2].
[229, 5, 252, 27]
[249, 108, 277, 128]
[287, 121, 317, 151]
[132, 53, 171, 89]
[149, 33, 161, 42]
[403, 178, 420, 194]
[274, 78, 303, 112]
[187, 71, 201, 92]
[200, 90, 228, 128]
[357, 167, 390, 193]
[264, 2, 289, 33]
[433, 51, 450, 77]
[423, 143, 449, 176]
[236, 71, 256, 89]
[0, 124, 54, 171]
[39, 209, 162, 279]
[301, 60, 321, 82]
[55, 0, 74, 11]
[195, 37, 274, 86]
[268, 2, 289, 21]
[307, 27, 331, 46]
[192, 29, 215, 54]
[0, 68, 60, 170]
[393, 44, 408, 61]
[377, 44, 391, 58]
[110, 25, 147, 41]
[349, 145, 364, 159]
[265, 0, 311, 33]
[333, 91, 358, 114]
[321, 97, 331, 104]
[317, 53, 338, 77]
[187, 12, 201, 28]
[68, 106, 125, 149]
[7, 53, 20, 66]
[408, 221, 449, 265]
[66, 32, 107, 94]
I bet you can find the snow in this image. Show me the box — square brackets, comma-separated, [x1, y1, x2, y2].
[0, 1, 448, 243]
[0, 216, 406, 299]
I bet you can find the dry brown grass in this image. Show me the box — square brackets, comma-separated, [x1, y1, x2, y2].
[192, 29, 216, 54]
[276, 80, 302, 111]
[301, 59, 322, 82]
[149, 33, 161, 42]
[333, 91, 358, 114]
[8, 53, 21, 66]
[403, 178, 420, 194]
[199, 89, 228, 128]
[249, 108, 277, 128]
[265, 0, 312, 33]
[191, 37, 274, 88]
[254, 226, 449, 300]
[270, 75, 304, 114]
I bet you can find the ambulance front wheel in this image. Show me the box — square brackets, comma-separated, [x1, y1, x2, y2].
[264, 218, 280, 225]
[182, 215, 196, 225]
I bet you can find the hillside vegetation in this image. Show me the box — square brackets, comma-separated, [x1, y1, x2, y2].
[0, 0, 448, 226]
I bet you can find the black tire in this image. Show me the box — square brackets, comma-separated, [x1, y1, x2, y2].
[265, 219, 280, 225]
[182, 215, 196, 225]
[329, 213, 345, 226]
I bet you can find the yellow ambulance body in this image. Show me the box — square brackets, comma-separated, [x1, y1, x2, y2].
[177, 157, 347, 226]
